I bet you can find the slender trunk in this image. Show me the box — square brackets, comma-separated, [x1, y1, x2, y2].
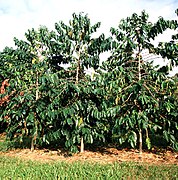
[138, 53, 141, 81]
[139, 128, 142, 154]
[31, 138, 35, 151]
[76, 63, 79, 84]
[36, 71, 39, 100]
[75, 54, 84, 153]
[138, 44, 143, 154]
[31, 71, 39, 151]
[80, 136, 84, 153]
[145, 128, 148, 139]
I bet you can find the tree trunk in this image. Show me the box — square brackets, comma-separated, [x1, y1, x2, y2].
[80, 136, 84, 153]
[31, 137, 35, 151]
[36, 71, 39, 100]
[138, 53, 141, 81]
[31, 71, 39, 151]
[146, 128, 148, 139]
[138, 44, 143, 154]
[76, 59, 80, 84]
[75, 55, 84, 153]
[139, 129, 142, 154]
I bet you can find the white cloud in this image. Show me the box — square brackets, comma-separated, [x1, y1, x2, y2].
[0, 0, 177, 46]
[0, 0, 177, 75]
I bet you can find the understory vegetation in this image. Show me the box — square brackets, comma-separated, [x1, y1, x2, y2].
[0, 9, 178, 153]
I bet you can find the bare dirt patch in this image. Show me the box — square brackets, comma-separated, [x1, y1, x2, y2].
[0, 147, 178, 165]
[0, 133, 177, 165]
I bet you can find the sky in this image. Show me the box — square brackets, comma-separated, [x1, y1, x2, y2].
[0, 0, 178, 75]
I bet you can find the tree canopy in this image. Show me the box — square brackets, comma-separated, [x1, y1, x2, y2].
[0, 10, 178, 153]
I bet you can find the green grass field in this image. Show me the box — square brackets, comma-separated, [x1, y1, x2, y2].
[0, 156, 177, 180]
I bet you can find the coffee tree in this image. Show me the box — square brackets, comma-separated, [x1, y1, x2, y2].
[0, 26, 58, 150]
[0, 13, 110, 152]
[44, 13, 111, 152]
[101, 10, 178, 152]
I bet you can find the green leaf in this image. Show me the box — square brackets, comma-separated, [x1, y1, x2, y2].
[163, 130, 169, 142]
[67, 118, 73, 125]
[146, 137, 151, 150]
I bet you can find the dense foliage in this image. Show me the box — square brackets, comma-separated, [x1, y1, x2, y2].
[0, 10, 178, 152]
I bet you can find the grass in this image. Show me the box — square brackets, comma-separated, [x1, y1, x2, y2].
[0, 156, 177, 180]
[0, 135, 177, 179]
